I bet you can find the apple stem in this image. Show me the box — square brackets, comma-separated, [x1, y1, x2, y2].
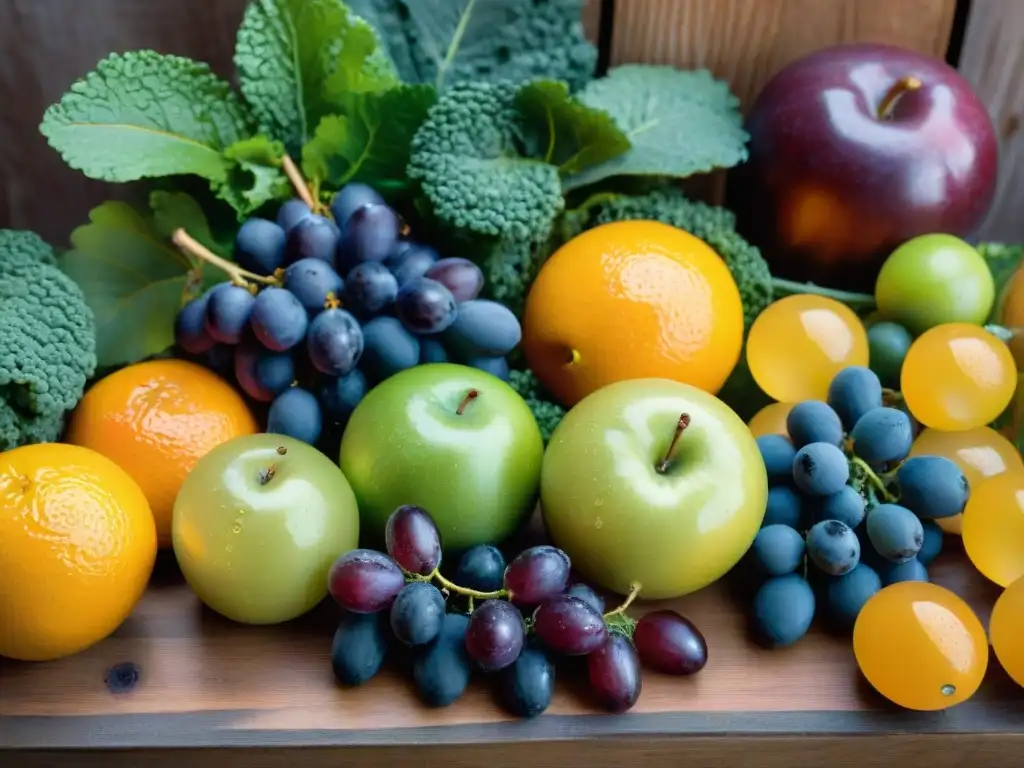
[172, 229, 282, 289]
[258, 464, 277, 486]
[431, 568, 506, 600]
[877, 75, 923, 120]
[770, 277, 876, 311]
[456, 389, 480, 415]
[604, 581, 643, 618]
[656, 413, 691, 474]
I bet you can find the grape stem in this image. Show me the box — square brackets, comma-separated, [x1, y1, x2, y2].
[171, 229, 281, 288]
[656, 414, 691, 474]
[456, 389, 480, 415]
[604, 581, 642, 618]
[851, 456, 897, 502]
[281, 155, 318, 211]
[430, 568, 506, 600]
[771, 278, 877, 311]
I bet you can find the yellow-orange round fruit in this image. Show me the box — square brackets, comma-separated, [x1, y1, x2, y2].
[522, 221, 744, 407]
[65, 359, 258, 547]
[990, 576, 1024, 688]
[747, 402, 794, 438]
[0, 443, 156, 661]
[995, 265, 1024, 369]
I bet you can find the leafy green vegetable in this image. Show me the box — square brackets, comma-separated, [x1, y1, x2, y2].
[149, 191, 231, 257]
[515, 80, 630, 176]
[235, 0, 398, 152]
[508, 368, 566, 443]
[302, 84, 437, 193]
[564, 66, 749, 191]
[347, 0, 596, 91]
[40, 51, 254, 187]
[220, 136, 291, 215]
[481, 232, 555, 318]
[408, 81, 565, 240]
[62, 199, 226, 367]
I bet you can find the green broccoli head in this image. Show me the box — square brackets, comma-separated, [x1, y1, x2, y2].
[0, 230, 97, 451]
[561, 187, 773, 329]
[508, 367, 566, 443]
[407, 81, 565, 242]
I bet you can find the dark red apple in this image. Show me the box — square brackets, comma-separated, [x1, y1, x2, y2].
[728, 43, 999, 292]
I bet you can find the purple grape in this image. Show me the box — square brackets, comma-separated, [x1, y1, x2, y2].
[328, 549, 406, 613]
[343, 261, 399, 317]
[283, 258, 343, 314]
[633, 610, 708, 675]
[533, 595, 608, 655]
[330, 183, 385, 228]
[235, 217, 287, 276]
[424, 258, 484, 302]
[566, 583, 605, 615]
[396, 277, 458, 334]
[306, 308, 364, 375]
[385, 505, 442, 575]
[389, 581, 446, 647]
[204, 283, 255, 344]
[276, 199, 313, 232]
[337, 203, 400, 268]
[453, 545, 506, 593]
[175, 294, 215, 354]
[503, 546, 571, 607]
[465, 599, 525, 671]
[249, 286, 308, 351]
[466, 356, 509, 381]
[587, 634, 642, 713]
[320, 369, 367, 424]
[233, 341, 275, 402]
[442, 299, 521, 358]
[420, 338, 449, 364]
[390, 244, 438, 286]
[266, 387, 322, 445]
[285, 215, 339, 265]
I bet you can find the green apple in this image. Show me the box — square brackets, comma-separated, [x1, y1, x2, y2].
[173, 434, 359, 625]
[339, 363, 544, 551]
[541, 378, 768, 600]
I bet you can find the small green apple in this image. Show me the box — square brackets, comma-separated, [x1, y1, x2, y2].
[173, 434, 359, 624]
[541, 378, 768, 600]
[339, 363, 544, 551]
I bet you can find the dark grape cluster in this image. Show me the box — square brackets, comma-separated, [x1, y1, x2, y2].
[174, 183, 523, 445]
[326, 505, 709, 716]
[745, 365, 966, 648]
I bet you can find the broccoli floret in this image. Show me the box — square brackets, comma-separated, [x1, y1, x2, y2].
[560, 187, 773, 330]
[508, 368, 566, 443]
[407, 81, 565, 242]
[0, 230, 97, 450]
[482, 233, 555, 318]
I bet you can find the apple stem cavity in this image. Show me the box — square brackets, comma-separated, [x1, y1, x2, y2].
[877, 75, 924, 120]
[656, 413, 691, 474]
[456, 389, 480, 415]
[604, 581, 643, 619]
[431, 568, 506, 600]
[770, 277, 876, 311]
[172, 228, 282, 289]
[258, 464, 277, 486]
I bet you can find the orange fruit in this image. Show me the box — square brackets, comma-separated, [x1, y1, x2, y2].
[65, 359, 258, 547]
[0, 443, 157, 661]
[523, 221, 744, 407]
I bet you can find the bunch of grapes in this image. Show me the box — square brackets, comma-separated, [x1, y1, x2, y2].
[744, 365, 968, 648]
[174, 183, 523, 446]
[326, 505, 708, 716]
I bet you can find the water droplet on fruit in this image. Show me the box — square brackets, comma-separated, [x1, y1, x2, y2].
[941, 684, 956, 696]
[226, 544, 234, 553]
[594, 518, 604, 529]
[233, 523, 242, 534]
[594, 498, 604, 507]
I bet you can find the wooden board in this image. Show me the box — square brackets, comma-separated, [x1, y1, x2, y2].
[1, 543, 1021, 767]
[958, 0, 1024, 243]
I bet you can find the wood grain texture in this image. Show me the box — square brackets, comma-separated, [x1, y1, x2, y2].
[958, 0, 1024, 243]
[606, 0, 958, 109]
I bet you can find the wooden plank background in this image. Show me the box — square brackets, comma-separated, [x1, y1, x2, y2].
[0, 0, 1021, 246]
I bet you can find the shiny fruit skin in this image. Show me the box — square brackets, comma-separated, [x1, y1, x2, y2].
[729, 43, 998, 292]
[500, 644, 556, 717]
[174, 434, 360, 624]
[385, 505, 442, 575]
[901, 323, 1017, 431]
[504, 546, 571, 607]
[962, 472, 1024, 587]
[412, 612, 473, 707]
[331, 611, 391, 686]
[588, 634, 643, 713]
[465, 599, 526, 671]
[909, 426, 1024, 536]
[875, 234, 995, 336]
[389, 582, 446, 647]
[523, 220, 745, 407]
[633, 610, 708, 675]
[532, 596, 608, 655]
[453, 544, 506, 593]
[542, 378, 768, 600]
[990, 576, 1024, 688]
[996, 265, 1024, 369]
[746, 295, 869, 402]
[339, 363, 544, 552]
[327, 549, 406, 614]
[566, 583, 605, 614]
[853, 582, 988, 711]
[0, 443, 157, 661]
[747, 402, 794, 438]
[65, 359, 258, 546]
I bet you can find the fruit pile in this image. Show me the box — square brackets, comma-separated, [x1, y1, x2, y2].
[174, 180, 522, 446]
[328, 505, 708, 716]
[746, 365, 968, 647]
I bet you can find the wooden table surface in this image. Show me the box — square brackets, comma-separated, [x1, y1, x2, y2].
[1, 543, 1021, 768]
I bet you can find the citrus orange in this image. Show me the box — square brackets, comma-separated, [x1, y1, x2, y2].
[0, 443, 157, 661]
[522, 221, 744, 406]
[65, 359, 258, 547]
